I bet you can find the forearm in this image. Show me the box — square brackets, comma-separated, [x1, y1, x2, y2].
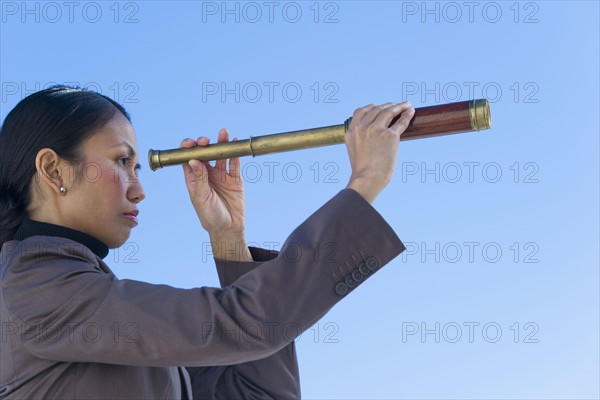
[209, 232, 253, 262]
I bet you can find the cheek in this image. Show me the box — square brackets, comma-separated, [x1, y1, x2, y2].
[92, 164, 129, 196]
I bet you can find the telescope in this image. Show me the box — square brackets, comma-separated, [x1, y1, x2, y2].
[148, 99, 492, 171]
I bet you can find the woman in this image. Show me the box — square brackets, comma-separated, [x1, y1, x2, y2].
[0, 86, 414, 399]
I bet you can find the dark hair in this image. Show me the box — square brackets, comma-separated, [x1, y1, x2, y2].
[0, 85, 130, 249]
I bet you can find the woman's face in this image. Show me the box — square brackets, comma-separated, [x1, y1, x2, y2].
[59, 112, 145, 248]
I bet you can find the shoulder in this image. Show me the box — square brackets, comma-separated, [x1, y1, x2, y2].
[3, 234, 101, 264]
[1, 236, 113, 324]
[1, 235, 105, 281]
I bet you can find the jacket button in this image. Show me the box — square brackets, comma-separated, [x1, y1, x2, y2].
[366, 256, 379, 271]
[335, 282, 348, 296]
[352, 269, 364, 282]
[358, 262, 370, 276]
[345, 275, 356, 288]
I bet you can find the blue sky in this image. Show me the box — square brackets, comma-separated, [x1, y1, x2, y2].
[1, 1, 599, 398]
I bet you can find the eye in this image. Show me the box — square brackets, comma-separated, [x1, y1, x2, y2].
[118, 157, 141, 177]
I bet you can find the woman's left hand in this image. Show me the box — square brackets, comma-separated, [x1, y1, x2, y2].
[181, 128, 246, 237]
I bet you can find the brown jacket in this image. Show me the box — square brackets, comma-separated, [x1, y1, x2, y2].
[0, 189, 406, 399]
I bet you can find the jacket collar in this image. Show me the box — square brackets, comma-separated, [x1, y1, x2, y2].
[14, 219, 109, 259]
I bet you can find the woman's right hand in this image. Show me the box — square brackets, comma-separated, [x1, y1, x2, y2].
[345, 102, 415, 204]
[180, 129, 246, 237]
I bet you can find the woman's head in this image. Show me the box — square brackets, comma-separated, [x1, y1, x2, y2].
[0, 85, 145, 249]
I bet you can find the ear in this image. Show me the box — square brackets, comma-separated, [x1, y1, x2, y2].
[35, 148, 67, 195]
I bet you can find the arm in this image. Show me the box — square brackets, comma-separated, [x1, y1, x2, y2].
[187, 246, 301, 399]
[181, 102, 414, 397]
[2, 189, 405, 370]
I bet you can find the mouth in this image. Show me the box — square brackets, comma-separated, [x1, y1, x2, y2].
[123, 210, 139, 225]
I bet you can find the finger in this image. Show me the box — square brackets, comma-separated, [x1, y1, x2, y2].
[196, 136, 210, 147]
[180, 138, 197, 148]
[181, 139, 211, 181]
[215, 129, 229, 171]
[388, 105, 416, 136]
[351, 104, 378, 126]
[228, 137, 241, 180]
[190, 137, 214, 170]
[360, 102, 397, 126]
[217, 128, 229, 143]
[373, 101, 413, 131]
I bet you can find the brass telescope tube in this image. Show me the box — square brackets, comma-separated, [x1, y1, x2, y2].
[149, 99, 491, 171]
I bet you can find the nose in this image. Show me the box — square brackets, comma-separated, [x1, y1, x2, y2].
[128, 178, 146, 204]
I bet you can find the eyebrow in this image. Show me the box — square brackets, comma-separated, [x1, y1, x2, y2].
[113, 141, 142, 171]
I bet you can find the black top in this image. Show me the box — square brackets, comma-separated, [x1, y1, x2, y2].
[13, 219, 109, 259]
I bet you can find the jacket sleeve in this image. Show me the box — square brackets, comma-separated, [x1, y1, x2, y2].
[1, 189, 405, 372]
[186, 247, 301, 399]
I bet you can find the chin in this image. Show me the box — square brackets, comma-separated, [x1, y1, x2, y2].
[108, 240, 128, 249]
[107, 230, 132, 249]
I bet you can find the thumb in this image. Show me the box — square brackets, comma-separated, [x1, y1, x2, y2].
[184, 159, 210, 196]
